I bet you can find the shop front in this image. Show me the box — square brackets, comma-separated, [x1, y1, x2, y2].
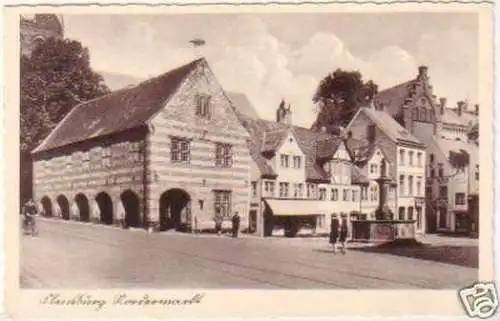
[263, 199, 324, 237]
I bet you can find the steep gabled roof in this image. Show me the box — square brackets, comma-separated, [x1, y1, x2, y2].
[33, 58, 205, 154]
[375, 80, 415, 116]
[226, 92, 260, 120]
[354, 107, 424, 148]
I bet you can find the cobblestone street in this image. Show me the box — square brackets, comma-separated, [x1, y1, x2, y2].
[20, 218, 478, 289]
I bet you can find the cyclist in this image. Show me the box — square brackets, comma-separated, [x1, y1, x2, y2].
[22, 199, 38, 234]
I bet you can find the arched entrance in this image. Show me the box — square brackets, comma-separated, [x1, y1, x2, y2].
[56, 195, 70, 220]
[75, 193, 90, 222]
[159, 189, 191, 231]
[120, 190, 141, 228]
[40, 196, 53, 217]
[96, 192, 113, 225]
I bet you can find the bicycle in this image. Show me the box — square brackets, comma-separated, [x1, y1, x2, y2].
[22, 214, 38, 237]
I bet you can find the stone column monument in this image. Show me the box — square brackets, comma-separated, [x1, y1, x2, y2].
[375, 158, 392, 220]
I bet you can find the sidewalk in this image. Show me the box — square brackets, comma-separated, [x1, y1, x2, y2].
[36, 217, 378, 249]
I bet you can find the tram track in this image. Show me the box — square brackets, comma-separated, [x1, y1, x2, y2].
[42, 221, 431, 289]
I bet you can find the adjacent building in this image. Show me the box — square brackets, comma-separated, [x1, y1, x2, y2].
[232, 99, 367, 237]
[374, 65, 479, 234]
[20, 14, 64, 56]
[345, 103, 427, 235]
[32, 58, 252, 232]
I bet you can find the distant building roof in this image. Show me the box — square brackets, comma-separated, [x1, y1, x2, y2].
[231, 96, 366, 183]
[33, 58, 206, 154]
[354, 107, 425, 148]
[433, 136, 478, 166]
[226, 92, 260, 120]
[375, 80, 415, 116]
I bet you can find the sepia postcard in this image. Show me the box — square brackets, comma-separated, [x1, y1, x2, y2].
[2, 0, 496, 319]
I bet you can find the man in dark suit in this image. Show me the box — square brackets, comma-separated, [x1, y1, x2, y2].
[329, 213, 339, 254]
[231, 212, 241, 238]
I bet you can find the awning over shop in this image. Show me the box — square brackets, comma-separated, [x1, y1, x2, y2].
[263, 198, 324, 216]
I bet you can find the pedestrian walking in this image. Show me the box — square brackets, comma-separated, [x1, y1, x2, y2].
[329, 213, 339, 254]
[214, 215, 223, 236]
[339, 216, 349, 254]
[193, 214, 199, 234]
[231, 212, 240, 238]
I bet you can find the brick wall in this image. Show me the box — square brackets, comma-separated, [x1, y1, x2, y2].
[147, 61, 252, 231]
[32, 128, 147, 227]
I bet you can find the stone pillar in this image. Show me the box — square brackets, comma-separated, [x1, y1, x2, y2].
[90, 199, 100, 223]
[375, 158, 391, 220]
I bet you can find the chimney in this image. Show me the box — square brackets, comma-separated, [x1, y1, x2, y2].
[475, 104, 479, 116]
[439, 97, 447, 115]
[457, 101, 465, 116]
[286, 104, 292, 125]
[418, 65, 428, 79]
[276, 99, 286, 123]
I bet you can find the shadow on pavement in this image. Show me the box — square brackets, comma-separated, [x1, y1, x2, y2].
[351, 244, 478, 268]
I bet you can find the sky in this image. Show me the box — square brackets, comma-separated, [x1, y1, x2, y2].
[62, 13, 478, 127]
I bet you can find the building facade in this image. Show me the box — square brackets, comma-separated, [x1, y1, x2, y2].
[20, 14, 64, 56]
[345, 104, 427, 235]
[232, 100, 367, 237]
[32, 58, 252, 232]
[375, 65, 479, 234]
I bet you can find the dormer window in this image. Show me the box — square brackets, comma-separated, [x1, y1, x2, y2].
[195, 94, 212, 119]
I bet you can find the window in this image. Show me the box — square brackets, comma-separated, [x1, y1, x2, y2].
[317, 215, 326, 229]
[307, 184, 316, 199]
[171, 137, 190, 163]
[352, 190, 358, 202]
[476, 171, 479, 181]
[279, 182, 289, 198]
[264, 181, 275, 197]
[331, 188, 339, 201]
[417, 152, 422, 167]
[425, 186, 432, 198]
[214, 190, 231, 218]
[215, 143, 233, 167]
[398, 207, 405, 220]
[455, 193, 466, 205]
[399, 175, 405, 195]
[416, 207, 422, 229]
[439, 186, 448, 199]
[370, 164, 378, 174]
[196, 94, 212, 118]
[367, 124, 376, 142]
[416, 177, 422, 196]
[429, 153, 434, 164]
[408, 175, 413, 195]
[293, 156, 302, 169]
[370, 185, 378, 201]
[293, 183, 303, 198]
[361, 187, 368, 200]
[343, 189, 350, 201]
[280, 154, 289, 168]
[399, 149, 405, 165]
[319, 188, 327, 200]
[102, 148, 112, 168]
[408, 207, 414, 220]
[251, 181, 257, 197]
[408, 151, 414, 166]
[430, 168, 435, 178]
[438, 167, 444, 177]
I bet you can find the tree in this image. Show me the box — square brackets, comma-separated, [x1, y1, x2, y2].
[467, 123, 478, 143]
[311, 69, 378, 132]
[20, 37, 109, 202]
